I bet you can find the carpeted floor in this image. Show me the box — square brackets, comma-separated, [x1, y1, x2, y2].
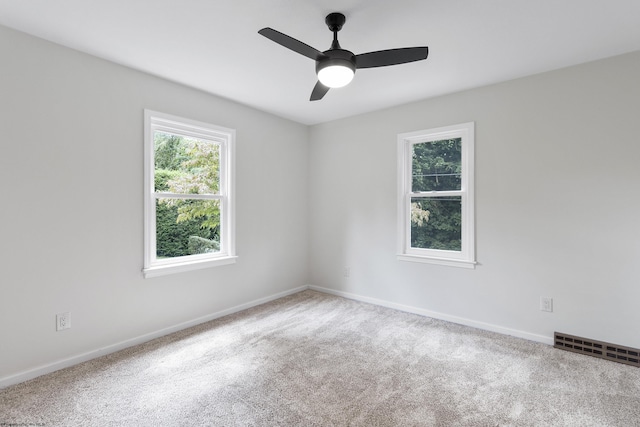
[1, 290, 639, 426]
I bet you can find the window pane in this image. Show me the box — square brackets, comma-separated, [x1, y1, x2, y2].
[156, 198, 220, 258]
[154, 131, 220, 195]
[410, 197, 461, 251]
[412, 138, 461, 192]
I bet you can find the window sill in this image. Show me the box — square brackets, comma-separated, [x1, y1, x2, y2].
[397, 254, 476, 269]
[143, 256, 237, 278]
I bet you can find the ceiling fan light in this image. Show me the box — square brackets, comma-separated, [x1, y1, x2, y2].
[316, 54, 356, 88]
[318, 65, 354, 88]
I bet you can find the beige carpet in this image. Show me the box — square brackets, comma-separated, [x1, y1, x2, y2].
[1, 290, 639, 426]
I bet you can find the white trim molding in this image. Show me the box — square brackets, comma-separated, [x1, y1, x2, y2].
[0, 286, 307, 389]
[308, 285, 553, 346]
[2, 284, 555, 389]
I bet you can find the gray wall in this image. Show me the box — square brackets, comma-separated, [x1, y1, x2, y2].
[309, 51, 640, 347]
[0, 25, 309, 381]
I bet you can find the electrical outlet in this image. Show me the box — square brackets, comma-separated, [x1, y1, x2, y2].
[540, 297, 553, 312]
[343, 267, 350, 278]
[56, 312, 71, 331]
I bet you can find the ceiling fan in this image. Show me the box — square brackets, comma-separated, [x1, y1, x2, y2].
[258, 12, 429, 101]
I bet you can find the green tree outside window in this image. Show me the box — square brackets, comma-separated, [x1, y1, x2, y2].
[154, 132, 221, 258]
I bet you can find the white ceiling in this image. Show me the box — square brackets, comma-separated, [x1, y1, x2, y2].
[1, 0, 639, 125]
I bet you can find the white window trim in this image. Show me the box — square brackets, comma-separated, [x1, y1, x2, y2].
[143, 110, 236, 278]
[397, 122, 476, 269]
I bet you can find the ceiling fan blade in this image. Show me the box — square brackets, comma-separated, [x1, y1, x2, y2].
[258, 27, 325, 61]
[355, 47, 429, 69]
[310, 81, 330, 101]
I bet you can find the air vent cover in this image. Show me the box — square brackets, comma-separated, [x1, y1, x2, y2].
[555, 332, 639, 368]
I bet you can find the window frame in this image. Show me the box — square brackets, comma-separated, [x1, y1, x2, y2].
[397, 122, 475, 269]
[143, 110, 236, 278]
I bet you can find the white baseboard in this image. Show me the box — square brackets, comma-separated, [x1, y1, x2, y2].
[308, 285, 554, 346]
[0, 286, 308, 389]
[2, 284, 553, 389]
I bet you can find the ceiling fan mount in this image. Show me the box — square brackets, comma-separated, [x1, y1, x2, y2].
[258, 12, 429, 101]
[325, 12, 346, 33]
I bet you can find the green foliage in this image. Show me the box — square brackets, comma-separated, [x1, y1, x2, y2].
[164, 139, 220, 196]
[153, 132, 221, 258]
[156, 201, 214, 258]
[411, 198, 461, 251]
[412, 138, 461, 191]
[410, 138, 462, 251]
[411, 202, 430, 226]
[175, 199, 220, 230]
[188, 235, 220, 255]
[154, 169, 181, 192]
[155, 133, 188, 170]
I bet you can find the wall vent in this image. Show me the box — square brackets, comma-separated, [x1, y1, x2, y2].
[554, 332, 639, 368]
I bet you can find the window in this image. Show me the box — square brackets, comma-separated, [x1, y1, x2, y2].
[143, 110, 236, 278]
[397, 122, 475, 268]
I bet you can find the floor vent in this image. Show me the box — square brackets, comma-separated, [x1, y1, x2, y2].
[554, 332, 640, 368]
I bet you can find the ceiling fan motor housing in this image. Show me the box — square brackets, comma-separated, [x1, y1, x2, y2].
[316, 49, 356, 75]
